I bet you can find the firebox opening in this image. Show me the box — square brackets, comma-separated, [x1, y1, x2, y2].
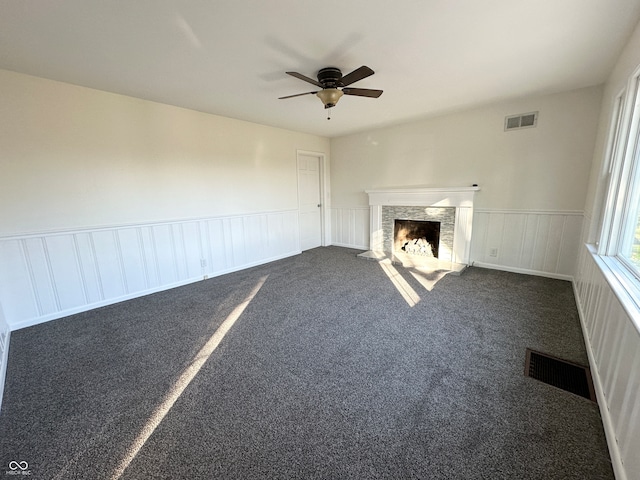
[394, 220, 441, 258]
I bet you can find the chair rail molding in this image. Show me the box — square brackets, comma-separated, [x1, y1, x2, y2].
[471, 209, 584, 280]
[0, 210, 300, 331]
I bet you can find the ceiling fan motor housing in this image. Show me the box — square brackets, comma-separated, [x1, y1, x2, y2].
[317, 67, 343, 88]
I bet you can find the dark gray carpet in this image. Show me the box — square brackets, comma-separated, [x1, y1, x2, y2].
[0, 246, 613, 479]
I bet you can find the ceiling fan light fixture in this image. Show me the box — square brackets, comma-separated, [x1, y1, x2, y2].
[281, 66, 382, 112]
[316, 88, 343, 108]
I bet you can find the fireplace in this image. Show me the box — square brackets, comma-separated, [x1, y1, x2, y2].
[383, 206, 455, 262]
[360, 186, 479, 269]
[394, 220, 441, 258]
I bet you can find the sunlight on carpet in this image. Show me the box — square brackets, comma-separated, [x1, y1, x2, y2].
[409, 269, 450, 292]
[111, 275, 269, 479]
[379, 259, 420, 307]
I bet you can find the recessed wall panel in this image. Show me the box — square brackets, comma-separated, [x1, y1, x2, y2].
[23, 238, 57, 314]
[91, 230, 126, 299]
[117, 228, 147, 294]
[74, 233, 103, 304]
[0, 240, 38, 322]
[151, 224, 178, 286]
[45, 234, 86, 310]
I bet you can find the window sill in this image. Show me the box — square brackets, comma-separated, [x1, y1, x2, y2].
[590, 244, 640, 333]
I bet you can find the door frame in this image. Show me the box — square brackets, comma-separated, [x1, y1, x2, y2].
[296, 149, 330, 249]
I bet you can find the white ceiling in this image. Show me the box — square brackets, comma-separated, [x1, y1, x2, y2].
[1, 1, 640, 138]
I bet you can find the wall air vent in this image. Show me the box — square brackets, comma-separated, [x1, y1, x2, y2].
[505, 111, 538, 131]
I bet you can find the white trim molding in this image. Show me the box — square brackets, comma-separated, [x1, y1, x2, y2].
[574, 243, 640, 480]
[330, 202, 585, 279]
[0, 210, 301, 331]
[0, 302, 9, 412]
[471, 209, 584, 279]
[330, 206, 369, 250]
[297, 150, 331, 247]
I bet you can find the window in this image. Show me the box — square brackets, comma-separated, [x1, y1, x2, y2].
[600, 64, 640, 297]
[598, 91, 626, 246]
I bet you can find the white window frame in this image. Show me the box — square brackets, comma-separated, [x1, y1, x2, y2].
[598, 89, 627, 248]
[599, 63, 640, 307]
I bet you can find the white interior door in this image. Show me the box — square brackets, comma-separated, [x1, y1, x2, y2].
[298, 153, 322, 251]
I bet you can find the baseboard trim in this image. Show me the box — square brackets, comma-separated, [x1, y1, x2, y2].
[329, 242, 368, 250]
[0, 330, 9, 413]
[571, 279, 627, 480]
[471, 261, 573, 281]
[10, 250, 300, 331]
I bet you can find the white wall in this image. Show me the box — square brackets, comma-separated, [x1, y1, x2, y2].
[0, 69, 330, 330]
[330, 86, 602, 210]
[330, 86, 602, 277]
[0, 69, 330, 235]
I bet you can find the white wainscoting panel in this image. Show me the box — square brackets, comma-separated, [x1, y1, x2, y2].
[330, 206, 369, 250]
[0, 210, 300, 331]
[471, 210, 584, 279]
[574, 244, 640, 480]
[331, 207, 584, 279]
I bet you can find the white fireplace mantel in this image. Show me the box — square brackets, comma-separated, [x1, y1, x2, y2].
[365, 186, 479, 208]
[365, 186, 479, 266]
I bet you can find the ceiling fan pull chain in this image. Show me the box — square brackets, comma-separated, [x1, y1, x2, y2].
[327, 107, 331, 120]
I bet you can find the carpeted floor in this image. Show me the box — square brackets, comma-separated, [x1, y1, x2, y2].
[0, 246, 613, 479]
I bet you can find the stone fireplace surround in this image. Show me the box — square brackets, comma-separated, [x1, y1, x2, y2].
[387, 207, 454, 261]
[359, 186, 479, 269]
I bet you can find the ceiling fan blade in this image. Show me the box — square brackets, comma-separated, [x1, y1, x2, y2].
[342, 87, 383, 98]
[278, 91, 318, 99]
[286, 71, 322, 87]
[341, 66, 374, 86]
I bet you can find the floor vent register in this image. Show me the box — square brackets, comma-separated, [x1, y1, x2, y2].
[524, 348, 597, 402]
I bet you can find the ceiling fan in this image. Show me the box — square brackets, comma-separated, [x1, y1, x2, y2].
[279, 66, 383, 110]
